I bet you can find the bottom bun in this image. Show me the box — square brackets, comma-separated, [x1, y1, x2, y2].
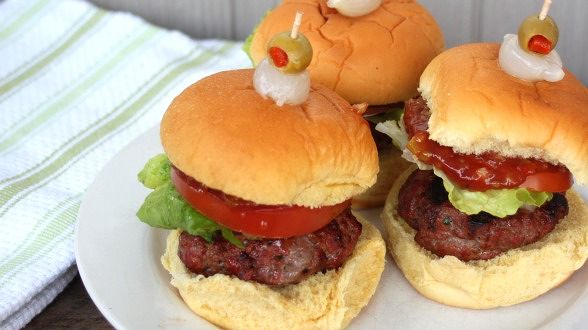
[161, 214, 386, 329]
[382, 167, 588, 309]
[352, 147, 412, 209]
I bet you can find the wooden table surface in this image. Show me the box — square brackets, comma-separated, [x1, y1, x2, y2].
[24, 274, 112, 329]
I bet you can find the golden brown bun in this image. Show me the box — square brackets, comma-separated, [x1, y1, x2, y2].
[250, 0, 444, 105]
[352, 147, 412, 209]
[161, 69, 378, 207]
[420, 43, 588, 185]
[382, 167, 588, 309]
[161, 215, 386, 329]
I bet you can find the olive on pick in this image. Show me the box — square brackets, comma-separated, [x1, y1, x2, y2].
[518, 15, 559, 55]
[267, 31, 313, 74]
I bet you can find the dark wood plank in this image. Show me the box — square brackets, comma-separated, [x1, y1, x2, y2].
[25, 275, 112, 330]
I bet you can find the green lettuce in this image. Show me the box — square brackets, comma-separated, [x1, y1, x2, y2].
[374, 114, 408, 150]
[242, 11, 271, 64]
[136, 154, 242, 247]
[434, 169, 553, 218]
[138, 154, 171, 189]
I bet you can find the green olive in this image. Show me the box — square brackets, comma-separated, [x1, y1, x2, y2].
[518, 15, 559, 53]
[267, 31, 313, 74]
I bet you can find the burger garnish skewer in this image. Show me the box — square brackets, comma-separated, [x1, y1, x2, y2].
[266, 10, 310, 73]
[253, 11, 312, 106]
[499, 0, 564, 82]
[524, 0, 556, 54]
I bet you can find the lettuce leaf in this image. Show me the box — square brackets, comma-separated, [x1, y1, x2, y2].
[136, 154, 243, 247]
[375, 116, 408, 150]
[434, 168, 553, 218]
[242, 10, 271, 64]
[138, 154, 171, 189]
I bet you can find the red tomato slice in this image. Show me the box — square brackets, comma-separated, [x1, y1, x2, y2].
[520, 171, 573, 193]
[171, 167, 350, 238]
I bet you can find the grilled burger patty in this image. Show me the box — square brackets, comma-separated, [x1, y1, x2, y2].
[397, 170, 568, 261]
[178, 209, 362, 286]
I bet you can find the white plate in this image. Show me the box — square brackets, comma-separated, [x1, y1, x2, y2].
[76, 125, 588, 330]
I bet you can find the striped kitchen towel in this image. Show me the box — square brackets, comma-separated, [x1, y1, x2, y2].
[0, 0, 251, 328]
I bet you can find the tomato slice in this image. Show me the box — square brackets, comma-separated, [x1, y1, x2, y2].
[171, 167, 350, 238]
[520, 171, 573, 193]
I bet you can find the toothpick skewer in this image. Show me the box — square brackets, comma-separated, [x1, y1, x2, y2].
[539, 0, 552, 20]
[290, 11, 303, 39]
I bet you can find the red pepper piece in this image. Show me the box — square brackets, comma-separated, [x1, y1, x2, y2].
[268, 47, 289, 67]
[528, 35, 552, 55]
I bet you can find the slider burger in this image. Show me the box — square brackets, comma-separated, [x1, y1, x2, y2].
[245, 0, 444, 208]
[378, 40, 588, 308]
[135, 17, 385, 328]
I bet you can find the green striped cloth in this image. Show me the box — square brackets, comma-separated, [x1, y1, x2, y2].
[0, 0, 250, 328]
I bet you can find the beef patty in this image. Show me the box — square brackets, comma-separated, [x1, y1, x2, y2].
[178, 208, 362, 286]
[397, 170, 568, 261]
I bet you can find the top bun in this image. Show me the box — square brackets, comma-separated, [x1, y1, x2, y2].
[420, 43, 588, 186]
[160, 69, 378, 207]
[249, 0, 444, 105]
